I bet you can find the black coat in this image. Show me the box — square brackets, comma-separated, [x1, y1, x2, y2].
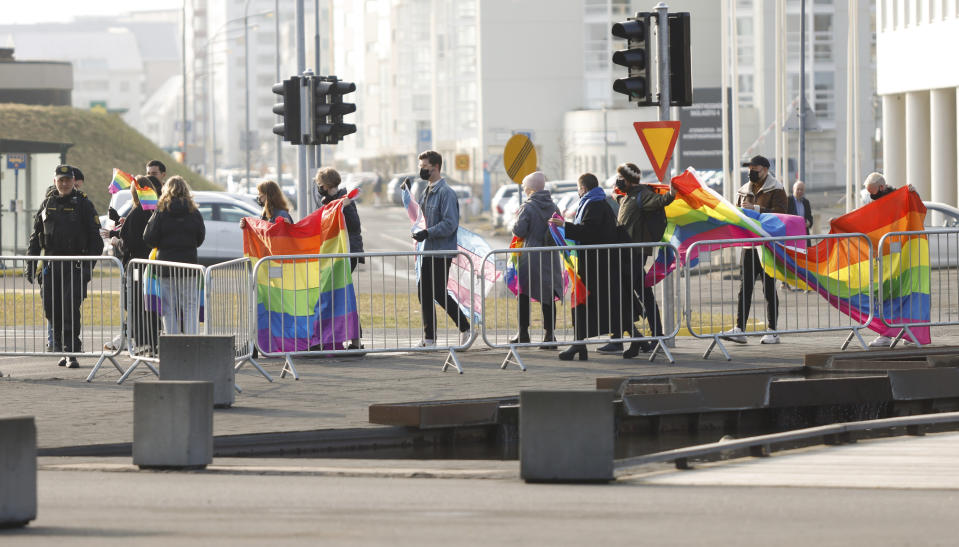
[143, 199, 205, 264]
[563, 199, 625, 339]
[117, 205, 152, 265]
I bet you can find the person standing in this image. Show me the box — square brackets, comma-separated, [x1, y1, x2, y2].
[146, 160, 167, 186]
[548, 173, 622, 361]
[143, 176, 205, 335]
[110, 176, 163, 354]
[510, 171, 562, 348]
[720, 155, 788, 345]
[257, 180, 294, 223]
[787, 180, 814, 233]
[604, 162, 676, 359]
[26, 165, 103, 368]
[410, 150, 471, 347]
[315, 167, 365, 350]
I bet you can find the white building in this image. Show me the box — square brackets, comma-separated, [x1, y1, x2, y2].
[877, 0, 959, 208]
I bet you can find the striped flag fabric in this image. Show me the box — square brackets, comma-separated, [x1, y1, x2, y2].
[242, 191, 360, 352]
[547, 215, 587, 307]
[108, 168, 135, 194]
[134, 178, 158, 210]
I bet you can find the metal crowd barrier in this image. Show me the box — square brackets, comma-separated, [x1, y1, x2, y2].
[481, 242, 681, 370]
[251, 249, 476, 377]
[684, 233, 874, 360]
[0, 255, 124, 372]
[97, 258, 206, 384]
[204, 257, 263, 381]
[878, 228, 959, 347]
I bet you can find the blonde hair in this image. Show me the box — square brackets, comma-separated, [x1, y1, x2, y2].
[257, 180, 290, 219]
[157, 175, 197, 213]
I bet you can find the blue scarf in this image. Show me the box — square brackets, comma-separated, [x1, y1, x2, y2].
[574, 186, 607, 224]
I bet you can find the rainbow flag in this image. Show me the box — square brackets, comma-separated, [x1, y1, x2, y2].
[547, 215, 588, 307]
[108, 168, 135, 194]
[645, 169, 808, 286]
[242, 193, 359, 352]
[503, 235, 524, 297]
[134, 178, 158, 210]
[757, 187, 929, 343]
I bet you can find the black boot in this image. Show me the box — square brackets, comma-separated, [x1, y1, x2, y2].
[623, 340, 652, 359]
[558, 344, 588, 361]
[539, 303, 556, 350]
[510, 294, 531, 344]
[540, 332, 557, 350]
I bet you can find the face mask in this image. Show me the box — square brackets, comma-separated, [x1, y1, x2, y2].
[318, 187, 328, 196]
[870, 191, 883, 200]
[419, 167, 431, 181]
[256, 196, 264, 207]
[614, 178, 628, 192]
[748, 170, 761, 183]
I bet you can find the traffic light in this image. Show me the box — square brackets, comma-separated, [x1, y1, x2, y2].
[310, 76, 356, 145]
[272, 77, 302, 144]
[612, 12, 655, 106]
[668, 12, 693, 107]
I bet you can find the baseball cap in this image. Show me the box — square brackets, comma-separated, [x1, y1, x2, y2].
[741, 155, 771, 169]
[55, 165, 75, 178]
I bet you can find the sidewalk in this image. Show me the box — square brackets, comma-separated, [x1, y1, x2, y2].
[2, 330, 956, 450]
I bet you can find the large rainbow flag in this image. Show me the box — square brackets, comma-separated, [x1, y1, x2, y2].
[242, 193, 359, 352]
[654, 169, 929, 343]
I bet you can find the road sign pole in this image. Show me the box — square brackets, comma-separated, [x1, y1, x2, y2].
[13, 168, 18, 256]
[655, 2, 675, 348]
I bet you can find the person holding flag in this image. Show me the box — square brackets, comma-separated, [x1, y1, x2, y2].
[509, 171, 562, 347]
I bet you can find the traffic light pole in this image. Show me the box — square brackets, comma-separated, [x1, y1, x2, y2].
[655, 2, 675, 348]
[295, 0, 309, 221]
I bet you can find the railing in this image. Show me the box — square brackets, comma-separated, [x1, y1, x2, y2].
[683, 234, 875, 360]
[0, 255, 124, 375]
[877, 228, 959, 347]
[251, 249, 476, 378]
[481, 242, 681, 370]
[205, 258, 263, 380]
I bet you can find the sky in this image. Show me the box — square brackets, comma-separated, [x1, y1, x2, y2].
[6, 0, 183, 25]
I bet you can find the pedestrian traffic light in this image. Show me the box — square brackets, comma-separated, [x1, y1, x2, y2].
[310, 76, 356, 145]
[668, 12, 693, 107]
[612, 12, 655, 106]
[272, 77, 302, 144]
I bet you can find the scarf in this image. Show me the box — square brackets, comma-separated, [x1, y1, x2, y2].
[574, 186, 607, 224]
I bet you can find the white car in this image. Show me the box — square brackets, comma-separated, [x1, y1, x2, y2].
[101, 191, 261, 265]
[490, 185, 520, 228]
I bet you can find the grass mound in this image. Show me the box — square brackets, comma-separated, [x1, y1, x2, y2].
[0, 103, 219, 212]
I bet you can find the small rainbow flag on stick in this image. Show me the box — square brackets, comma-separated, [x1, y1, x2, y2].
[108, 168, 135, 194]
[134, 178, 158, 210]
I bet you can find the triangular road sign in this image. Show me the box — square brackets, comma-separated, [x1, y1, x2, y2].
[634, 121, 681, 181]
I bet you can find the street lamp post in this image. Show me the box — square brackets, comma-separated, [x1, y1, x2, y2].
[245, 0, 252, 194]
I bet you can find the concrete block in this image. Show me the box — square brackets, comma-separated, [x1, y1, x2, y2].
[134, 381, 213, 469]
[520, 390, 614, 482]
[768, 376, 893, 408]
[0, 416, 36, 528]
[159, 335, 235, 408]
[889, 368, 959, 400]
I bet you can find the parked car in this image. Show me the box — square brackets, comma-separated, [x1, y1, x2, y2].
[449, 184, 480, 220]
[101, 191, 261, 265]
[490, 184, 520, 227]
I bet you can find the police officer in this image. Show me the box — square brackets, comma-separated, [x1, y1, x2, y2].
[26, 165, 103, 368]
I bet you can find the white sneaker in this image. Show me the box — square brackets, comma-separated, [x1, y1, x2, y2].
[760, 334, 780, 344]
[901, 338, 917, 347]
[459, 330, 473, 346]
[418, 338, 436, 347]
[868, 335, 893, 348]
[719, 327, 747, 344]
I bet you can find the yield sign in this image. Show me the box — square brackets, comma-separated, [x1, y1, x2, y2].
[634, 121, 681, 182]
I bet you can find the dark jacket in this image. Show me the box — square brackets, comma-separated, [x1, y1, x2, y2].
[512, 190, 563, 303]
[143, 198, 205, 264]
[787, 196, 814, 231]
[320, 188, 364, 255]
[28, 189, 103, 258]
[615, 184, 676, 244]
[563, 199, 623, 338]
[262, 208, 293, 223]
[116, 205, 153, 265]
[870, 185, 897, 201]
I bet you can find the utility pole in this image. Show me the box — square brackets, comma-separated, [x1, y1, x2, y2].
[655, 2, 675, 349]
[182, 0, 188, 167]
[296, 0, 309, 221]
[244, 0, 252, 194]
[275, 0, 282, 185]
[314, 0, 322, 176]
[798, 0, 806, 182]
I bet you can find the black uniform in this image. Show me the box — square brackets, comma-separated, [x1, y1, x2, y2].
[27, 188, 103, 352]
